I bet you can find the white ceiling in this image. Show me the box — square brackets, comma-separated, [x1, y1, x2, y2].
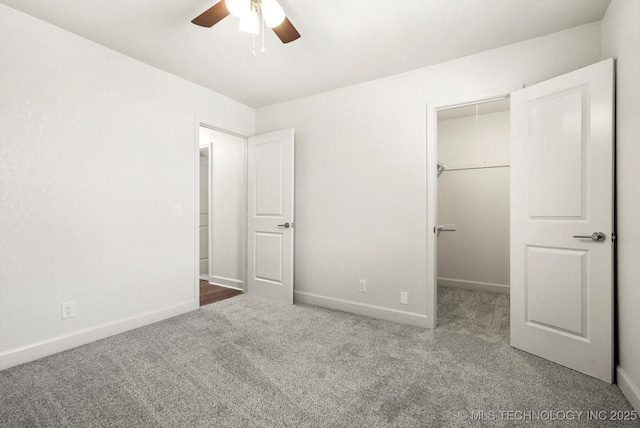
[0, 0, 610, 108]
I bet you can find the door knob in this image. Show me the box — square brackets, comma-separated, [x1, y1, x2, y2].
[573, 232, 606, 242]
[277, 222, 291, 229]
[436, 224, 456, 232]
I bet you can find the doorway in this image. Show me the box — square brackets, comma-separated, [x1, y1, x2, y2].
[426, 87, 518, 329]
[194, 125, 296, 306]
[426, 59, 614, 382]
[435, 98, 511, 339]
[197, 125, 247, 306]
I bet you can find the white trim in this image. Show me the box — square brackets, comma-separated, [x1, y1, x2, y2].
[199, 147, 210, 279]
[426, 84, 521, 330]
[617, 366, 640, 413]
[437, 94, 511, 111]
[438, 278, 510, 294]
[426, 104, 438, 329]
[208, 139, 214, 290]
[0, 301, 196, 371]
[243, 133, 248, 293]
[210, 275, 244, 290]
[211, 283, 244, 292]
[295, 291, 430, 328]
[194, 118, 201, 304]
[199, 122, 250, 139]
[211, 275, 243, 285]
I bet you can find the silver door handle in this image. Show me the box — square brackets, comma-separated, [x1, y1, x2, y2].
[436, 224, 456, 232]
[573, 232, 605, 242]
[277, 222, 291, 229]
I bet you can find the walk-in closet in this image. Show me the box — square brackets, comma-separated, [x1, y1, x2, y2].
[436, 99, 511, 336]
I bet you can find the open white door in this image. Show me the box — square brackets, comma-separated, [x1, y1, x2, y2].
[247, 129, 295, 304]
[510, 59, 614, 382]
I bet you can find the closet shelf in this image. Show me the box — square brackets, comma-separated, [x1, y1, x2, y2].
[439, 159, 510, 171]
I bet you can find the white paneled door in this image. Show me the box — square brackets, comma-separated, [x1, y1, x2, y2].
[247, 129, 295, 304]
[510, 59, 614, 382]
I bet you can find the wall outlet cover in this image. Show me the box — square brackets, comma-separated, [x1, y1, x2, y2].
[61, 300, 76, 320]
[400, 292, 408, 305]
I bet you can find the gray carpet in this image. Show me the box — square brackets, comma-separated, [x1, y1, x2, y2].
[0, 287, 637, 427]
[437, 286, 510, 342]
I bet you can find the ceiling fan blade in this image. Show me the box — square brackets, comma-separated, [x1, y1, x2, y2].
[272, 17, 301, 43]
[191, 1, 230, 27]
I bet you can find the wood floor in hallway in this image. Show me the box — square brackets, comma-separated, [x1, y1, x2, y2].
[200, 279, 242, 306]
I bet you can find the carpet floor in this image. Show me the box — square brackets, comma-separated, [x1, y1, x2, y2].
[0, 287, 636, 427]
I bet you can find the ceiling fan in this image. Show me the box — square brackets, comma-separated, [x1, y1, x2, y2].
[191, 0, 301, 44]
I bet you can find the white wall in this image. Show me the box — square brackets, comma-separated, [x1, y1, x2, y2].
[199, 149, 209, 276]
[199, 127, 247, 290]
[0, 5, 254, 369]
[437, 110, 510, 292]
[256, 22, 602, 326]
[601, 0, 640, 412]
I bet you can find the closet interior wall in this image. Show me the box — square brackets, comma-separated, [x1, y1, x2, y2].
[437, 103, 510, 293]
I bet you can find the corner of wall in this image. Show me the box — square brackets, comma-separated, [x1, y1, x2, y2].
[617, 366, 640, 413]
[600, 0, 640, 413]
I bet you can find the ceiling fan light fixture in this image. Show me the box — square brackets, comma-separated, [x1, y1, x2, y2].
[261, 0, 286, 28]
[226, 0, 250, 18]
[239, 9, 260, 34]
[191, 0, 300, 44]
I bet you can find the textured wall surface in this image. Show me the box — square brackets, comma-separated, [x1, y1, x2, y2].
[0, 4, 254, 362]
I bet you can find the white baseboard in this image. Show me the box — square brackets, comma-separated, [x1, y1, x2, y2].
[617, 366, 640, 413]
[0, 300, 197, 371]
[211, 275, 244, 291]
[294, 291, 430, 328]
[438, 277, 510, 295]
[211, 282, 243, 291]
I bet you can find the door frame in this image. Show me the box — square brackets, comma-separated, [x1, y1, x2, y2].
[425, 85, 521, 329]
[194, 119, 249, 304]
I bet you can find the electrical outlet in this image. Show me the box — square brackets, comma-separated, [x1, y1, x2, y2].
[61, 300, 75, 320]
[358, 279, 366, 293]
[400, 292, 408, 305]
[174, 204, 183, 217]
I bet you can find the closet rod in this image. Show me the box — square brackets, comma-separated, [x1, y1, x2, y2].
[443, 165, 510, 172]
[437, 95, 510, 112]
[440, 160, 510, 171]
